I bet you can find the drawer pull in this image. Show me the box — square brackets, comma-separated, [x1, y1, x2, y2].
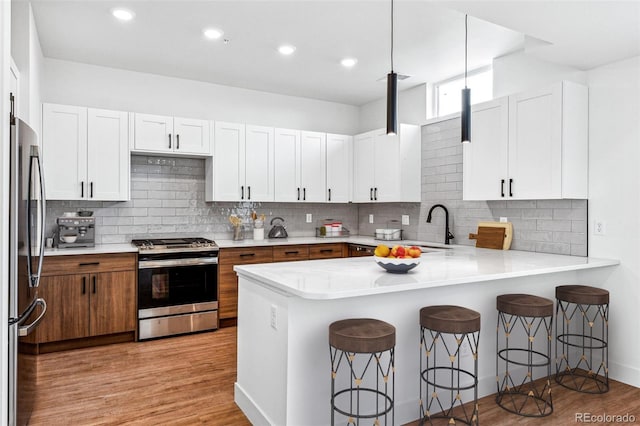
[320, 249, 333, 253]
[79, 262, 100, 267]
[285, 251, 299, 255]
[239, 253, 256, 257]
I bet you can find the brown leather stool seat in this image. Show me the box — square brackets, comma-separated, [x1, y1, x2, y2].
[329, 318, 395, 425]
[496, 293, 554, 417]
[555, 285, 610, 393]
[496, 293, 554, 317]
[419, 305, 481, 425]
[556, 285, 609, 305]
[329, 318, 395, 353]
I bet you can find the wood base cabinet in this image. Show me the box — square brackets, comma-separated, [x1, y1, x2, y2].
[24, 253, 137, 353]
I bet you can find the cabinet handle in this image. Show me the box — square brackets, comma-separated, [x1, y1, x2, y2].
[509, 178, 514, 197]
[241, 186, 244, 200]
[303, 188, 306, 201]
[176, 134, 180, 150]
[370, 188, 373, 201]
[81, 181, 84, 198]
[320, 249, 333, 253]
[79, 262, 100, 267]
[82, 277, 86, 294]
[248, 186, 251, 200]
[92, 276, 96, 294]
[168, 133, 172, 149]
[501, 179, 505, 197]
[328, 188, 331, 201]
[374, 187, 378, 201]
[297, 188, 300, 201]
[90, 182, 94, 198]
[239, 253, 256, 257]
[285, 251, 299, 255]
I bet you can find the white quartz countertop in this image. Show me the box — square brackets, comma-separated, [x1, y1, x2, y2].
[43, 244, 138, 256]
[234, 246, 619, 300]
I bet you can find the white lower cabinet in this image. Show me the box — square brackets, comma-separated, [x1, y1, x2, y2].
[206, 122, 274, 202]
[463, 81, 588, 200]
[132, 113, 210, 156]
[42, 103, 129, 201]
[353, 124, 420, 203]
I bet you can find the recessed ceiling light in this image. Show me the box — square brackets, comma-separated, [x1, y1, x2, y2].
[111, 8, 135, 22]
[341, 58, 358, 68]
[278, 45, 296, 56]
[203, 28, 224, 40]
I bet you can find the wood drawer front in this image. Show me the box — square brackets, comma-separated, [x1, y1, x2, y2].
[272, 245, 309, 262]
[219, 247, 273, 265]
[309, 243, 345, 259]
[41, 253, 137, 276]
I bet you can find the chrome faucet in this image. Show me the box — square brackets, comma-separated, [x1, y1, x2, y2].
[426, 204, 454, 245]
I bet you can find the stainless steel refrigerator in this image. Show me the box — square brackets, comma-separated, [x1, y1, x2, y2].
[7, 94, 47, 426]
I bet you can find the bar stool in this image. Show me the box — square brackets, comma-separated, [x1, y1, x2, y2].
[419, 305, 481, 425]
[496, 294, 554, 417]
[556, 285, 609, 393]
[329, 318, 395, 426]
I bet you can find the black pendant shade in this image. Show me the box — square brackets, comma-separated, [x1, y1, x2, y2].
[461, 14, 471, 143]
[387, 71, 398, 135]
[461, 87, 471, 143]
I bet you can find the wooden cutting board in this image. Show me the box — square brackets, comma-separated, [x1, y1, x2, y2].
[468, 221, 513, 250]
[469, 227, 506, 249]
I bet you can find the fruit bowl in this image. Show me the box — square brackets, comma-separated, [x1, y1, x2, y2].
[374, 256, 421, 274]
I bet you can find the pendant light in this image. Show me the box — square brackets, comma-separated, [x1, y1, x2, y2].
[386, 0, 398, 136]
[461, 14, 471, 143]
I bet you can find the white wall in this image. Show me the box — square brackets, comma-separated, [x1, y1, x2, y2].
[10, 2, 43, 133]
[0, 0, 11, 422]
[42, 59, 360, 135]
[587, 55, 640, 387]
[357, 83, 428, 133]
[493, 50, 587, 97]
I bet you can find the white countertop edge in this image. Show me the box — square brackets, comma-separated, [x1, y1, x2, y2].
[235, 257, 620, 300]
[43, 243, 138, 256]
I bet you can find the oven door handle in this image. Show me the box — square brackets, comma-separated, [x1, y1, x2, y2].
[138, 257, 219, 269]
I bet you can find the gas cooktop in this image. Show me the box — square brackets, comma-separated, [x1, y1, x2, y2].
[132, 237, 218, 253]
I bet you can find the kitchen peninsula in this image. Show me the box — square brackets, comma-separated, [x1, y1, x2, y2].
[234, 247, 618, 425]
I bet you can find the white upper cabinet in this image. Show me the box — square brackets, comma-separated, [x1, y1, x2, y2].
[299, 131, 326, 202]
[462, 98, 509, 200]
[273, 129, 329, 202]
[326, 133, 352, 203]
[244, 125, 274, 201]
[273, 128, 300, 202]
[42, 103, 129, 201]
[132, 113, 210, 156]
[206, 122, 274, 202]
[87, 109, 129, 200]
[353, 124, 421, 203]
[463, 81, 588, 200]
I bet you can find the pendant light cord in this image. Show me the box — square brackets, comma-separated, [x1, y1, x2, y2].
[464, 14, 468, 87]
[391, 0, 394, 73]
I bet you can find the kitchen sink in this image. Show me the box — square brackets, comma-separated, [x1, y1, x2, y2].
[401, 241, 452, 252]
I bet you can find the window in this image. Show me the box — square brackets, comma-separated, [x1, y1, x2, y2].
[434, 67, 493, 117]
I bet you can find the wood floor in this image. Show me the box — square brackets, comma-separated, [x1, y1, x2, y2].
[31, 328, 640, 425]
[30, 327, 250, 425]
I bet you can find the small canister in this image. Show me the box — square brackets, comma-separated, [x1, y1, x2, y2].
[253, 220, 264, 240]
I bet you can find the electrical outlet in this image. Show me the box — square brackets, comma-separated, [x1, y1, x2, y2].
[594, 220, 606, 235]
[402, 215, 410, 226]
[499, 217, 508, 223]
[270, 305, 278, 329]
[306, 213, 312, 223]
[369, 214, 374, 224]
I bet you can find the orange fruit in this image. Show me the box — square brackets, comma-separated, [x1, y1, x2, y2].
[374, 244, 390, 257]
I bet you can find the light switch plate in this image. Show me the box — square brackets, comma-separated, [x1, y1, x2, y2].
[306, 213, 312, 223]
[402, 215, 410, 225]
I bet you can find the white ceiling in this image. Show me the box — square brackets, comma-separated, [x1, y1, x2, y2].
[29, 0, 640, 106]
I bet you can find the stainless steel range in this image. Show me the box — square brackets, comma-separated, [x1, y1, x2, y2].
[132, 238, 219, 340]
